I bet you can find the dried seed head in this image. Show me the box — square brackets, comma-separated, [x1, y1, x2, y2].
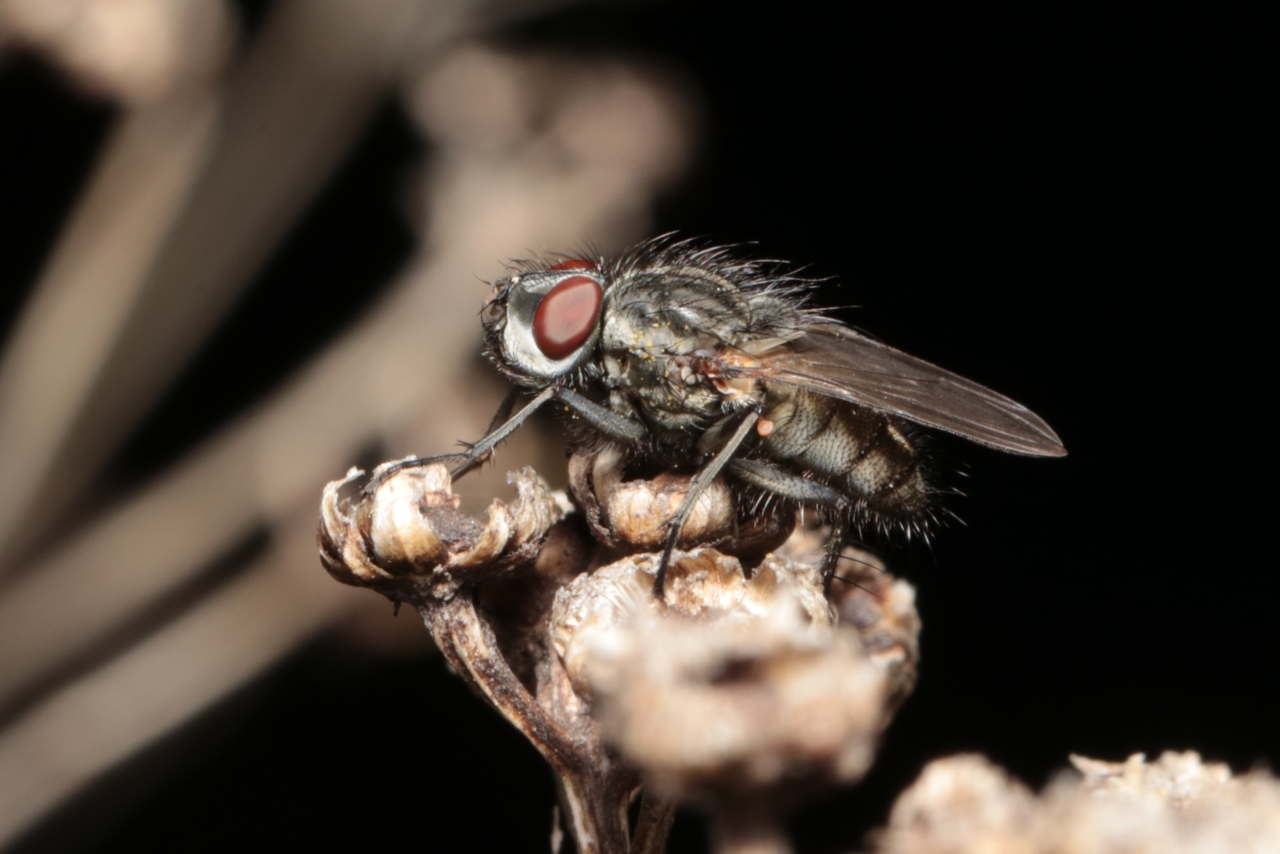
[1069, 751, 1235, 808]
[767, 526, 921, 709]
[362, 462, 459, 568]
[568, 445, 793, 557]
[826, 551, 920, 713]
[549, 548, 832, 699]
[874, 752, 1280, 854]
[320, 454, 924, 849]
[605, 470, 734, 548]
[548, 546, 899, 804]
[319, 462, 563, 602]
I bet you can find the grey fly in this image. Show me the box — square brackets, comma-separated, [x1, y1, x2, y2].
[377, 238, 1065, 595]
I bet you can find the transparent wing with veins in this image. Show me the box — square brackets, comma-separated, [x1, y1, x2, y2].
[728, 323, 1066, 457]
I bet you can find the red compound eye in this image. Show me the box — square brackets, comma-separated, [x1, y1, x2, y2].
[533, 275, 602, 360]
[547, 258, 596, 271]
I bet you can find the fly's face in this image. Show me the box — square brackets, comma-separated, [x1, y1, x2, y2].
[483, 259, 605, 385]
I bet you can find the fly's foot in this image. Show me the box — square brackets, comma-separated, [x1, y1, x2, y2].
[359, 452, 473, 498]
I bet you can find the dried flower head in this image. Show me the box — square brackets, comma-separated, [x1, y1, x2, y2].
[569, 445, 793, 559]
[318, 460, 564, 601]
[548, 541, 911, 806]
[319, 459, 921, 853]
[873, 751, 1280, 854]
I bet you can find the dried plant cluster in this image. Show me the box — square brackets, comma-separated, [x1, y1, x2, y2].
[319, 448, 920, 853]
[874, 751, 1280, 854]
[319, 449, 1280, 854]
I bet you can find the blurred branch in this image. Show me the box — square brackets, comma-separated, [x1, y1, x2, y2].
[0, 0, 233, 565]
[0, 506, 339, 844]
[0, 0, 435, 563]
[0, 0, 232, 105]
[0, 92, 222, 564]
[0, 39, 694, 843]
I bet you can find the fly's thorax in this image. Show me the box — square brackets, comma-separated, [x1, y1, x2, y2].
[601, 265, 760, 354]
[760, 386, 929, 517]
[599, 289, 739, 436]
[602, 346, 727, 437]
[599, 284, 728, 359]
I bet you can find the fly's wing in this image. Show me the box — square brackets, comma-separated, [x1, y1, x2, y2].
[735, 322, 1066, 457]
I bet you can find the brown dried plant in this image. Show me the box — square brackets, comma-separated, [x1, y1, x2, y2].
[319, 448, 921, 854]
[318, 446, 1280, 854]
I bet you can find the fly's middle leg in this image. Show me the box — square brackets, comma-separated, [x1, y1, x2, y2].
[653, 411, 760, 599]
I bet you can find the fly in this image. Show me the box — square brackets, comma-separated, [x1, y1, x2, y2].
[375, 238, 1065, 596]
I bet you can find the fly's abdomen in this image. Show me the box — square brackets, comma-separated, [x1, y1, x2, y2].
[762, 388, 929, 518]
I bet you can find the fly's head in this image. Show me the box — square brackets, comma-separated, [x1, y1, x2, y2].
[482, 258, 605, 387]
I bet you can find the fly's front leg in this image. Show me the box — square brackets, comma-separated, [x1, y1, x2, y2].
[450, 387, 521, 479]
[554, 387, 646, 441]
[368, 386, 641, 498]
[653, 411, 761, 599]
[363, 387, 554, 495]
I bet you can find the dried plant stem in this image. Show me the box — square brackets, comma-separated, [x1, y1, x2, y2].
[708, 811, 792, 854]
[0, 88, 221, 562]
[421, 595, 636, 854]
[630, 790, 677, 854]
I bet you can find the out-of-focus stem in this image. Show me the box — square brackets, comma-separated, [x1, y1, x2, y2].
[0, 0, 431, 564]
[631, 789, 677, 854]
[422, 595, 634, 854]
[709, 812, 792, 854]
[554, 772, 632, 854]
[424, 595, 579, 769]
[0, 505, 341, 846]
[0, 87, 221, 564]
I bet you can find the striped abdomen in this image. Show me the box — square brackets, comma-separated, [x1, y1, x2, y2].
[759, 386, 929, 518]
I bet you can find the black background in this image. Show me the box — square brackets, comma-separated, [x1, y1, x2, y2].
[1, 2, 1268, 852]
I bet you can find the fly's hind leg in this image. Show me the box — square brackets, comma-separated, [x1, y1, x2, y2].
[727, 458, 844, 505]
[820, 519, 849, 595]
[726, 458, 848, 592]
